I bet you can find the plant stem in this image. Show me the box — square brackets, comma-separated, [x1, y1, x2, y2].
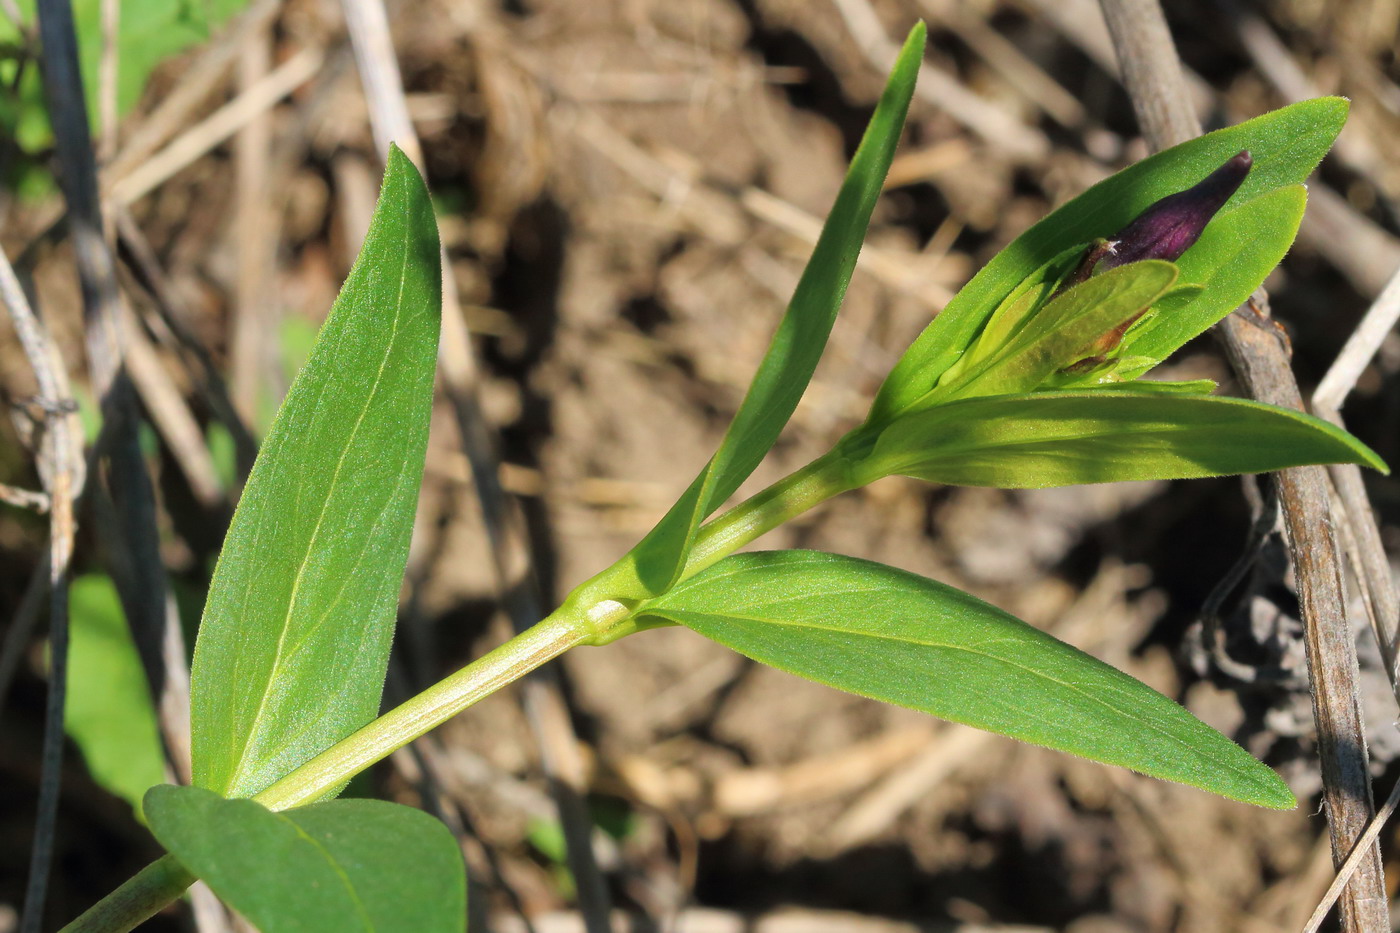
[682, 449, 857, 578]
[255, 450, 858, 807]
[252, 611, 589, 811]
[61, 856, 194, 933]
[66, 447, 859, 931]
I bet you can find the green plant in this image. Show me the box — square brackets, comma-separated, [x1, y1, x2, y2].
[64, 24, 1385, 932]
[0, 0, 247, 196]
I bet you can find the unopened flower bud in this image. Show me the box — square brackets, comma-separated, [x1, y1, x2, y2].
[1098, 150, 1252, 271]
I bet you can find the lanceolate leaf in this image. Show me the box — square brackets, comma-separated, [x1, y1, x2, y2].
[639, 551, 1295, 808]
[858, 392, 1387, 489]
[190, 147, 441, 799]
[870, 97, 1347, 423]
[608, 25, 926, 598]
[145, 785, 465, 933]
[65, 575, 166, 816]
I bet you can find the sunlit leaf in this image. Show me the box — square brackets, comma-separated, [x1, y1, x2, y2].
[932, 261, 1177, 402]
[870, 98, 1347, 423]
[145, 785, 465, 933]
[596, 25, 927, 599]
[858, 391, 1387, 489]
[190, 147, 441, 799]
[639, 550, 1295, 808]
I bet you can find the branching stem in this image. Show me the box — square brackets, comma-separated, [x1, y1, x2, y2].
[63, 447, 859, 932]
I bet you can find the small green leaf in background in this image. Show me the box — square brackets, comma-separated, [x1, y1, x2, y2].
[65, 575, 166, 817]
[0, 0, 248, 134]
[190, 147, 441, 800]
[640, 551, 1295, 808]
[870, 97, 1347, 423]
[606, 24, 926, 598]
[145, 785, 465, 933]
[0, 0, 249, 195]
[206, 422, 238, 493]
[858, 392, 1387, 490]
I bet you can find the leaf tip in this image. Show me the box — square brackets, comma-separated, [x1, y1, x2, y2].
[1245, 772, 1298, 811]
[893, 21, 927, 78]
[1334, 428, 1390, 475]
[1304, 95, 1350, 145]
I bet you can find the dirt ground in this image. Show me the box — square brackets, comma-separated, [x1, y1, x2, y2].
[3, 0, 1400, 930]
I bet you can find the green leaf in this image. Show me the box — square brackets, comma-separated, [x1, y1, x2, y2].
[605, 24, 926, 598]
[1069, 379, 1219, 396]
[931, 261, 1178, 402]
[1121, 186, 1306, 363]
[0, 0, 248, 146]
[145, 785, 465, 933]
[943, 243, 1086, 382]
[65, 575, 166, 817]
[870, 98, 1347, 423]
[857, 392, 1388, 489]
[639, 550, 1294, 808]
[190, 147, 441, 799]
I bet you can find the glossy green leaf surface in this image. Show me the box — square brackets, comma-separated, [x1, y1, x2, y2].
[639, 551, 1294, 808]
[145, 785, 465, 933]
[870, 98, 1347, 423]
[858, 392, 1387, 489]
[65, 575, 166, 816]
[190, 148, 441, 799]
[932, 261, 1177, 402]
[609, 25, 925, 597]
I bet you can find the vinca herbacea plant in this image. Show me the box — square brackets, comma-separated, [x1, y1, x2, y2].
[67, 23, 1386, 933]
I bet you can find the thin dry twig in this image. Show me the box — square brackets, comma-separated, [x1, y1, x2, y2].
[1303, 774, 1400, 933]
[33, 5, 206, 929]
[567, 107, 954, 307]
[122, 310, 226, 507]
[1, 249, 78, 933]
[19, 1, 98, 924]
[113, 205, 259, 479]
[0, 483, 50, 510]
[105, 0, 283, 181]
[1315, 264, 1400, 412]
[97, 0, 117, 162]
[1095, 2, 1388, 930]
[830, 0, 1048, 161]
[1232, 10, 1389, 197]
[338, 0, 615, 928]
[921, 0, 1087, 130]
[107, 46, 323, 206]
[229, 26, 276, 424]
[1311, 264, 1400, 689]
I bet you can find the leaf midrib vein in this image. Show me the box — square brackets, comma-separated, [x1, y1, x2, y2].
[226, 189, 414, 792]
[671, 609, 1257, 779]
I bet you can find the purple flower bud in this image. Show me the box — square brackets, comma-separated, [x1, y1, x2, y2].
[1097, 150, 1252, 271]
